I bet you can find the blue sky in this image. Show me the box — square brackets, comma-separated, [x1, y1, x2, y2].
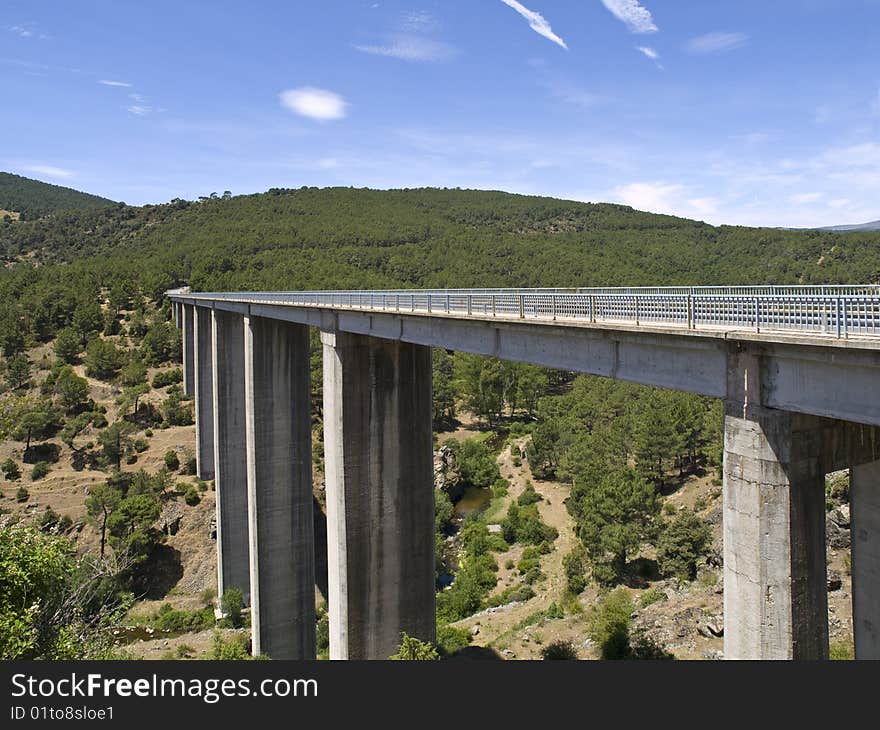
[2, 0, 879, 227]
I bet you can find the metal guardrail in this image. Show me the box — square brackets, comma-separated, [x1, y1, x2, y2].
[169, 286, 880, 339]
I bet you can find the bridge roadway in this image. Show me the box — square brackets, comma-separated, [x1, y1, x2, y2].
[168, 286, 880, 660]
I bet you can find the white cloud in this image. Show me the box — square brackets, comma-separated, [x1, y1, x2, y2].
[687, 197, 719, 217]
[601, 1, 658, 34]
[789, 192, 823, 205]
[99, 79, 132, 87]
[401, 11, 438, 33]
[8, 25, 34, 38]
[685, 32, 748, 54]
[612, 182, 685, 215]
[355, 36, 456, 62]
[637, 46, 659, 60]
[499, 0, 568, 50]
[279, 87, 348, 121]
[24, 165, 72, 179]
[828, 198, 851, 209]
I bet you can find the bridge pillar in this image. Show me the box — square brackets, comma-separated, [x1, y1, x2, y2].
[182, 303, 195, 395]
[321, 331, 435, 660]
[211, 310, 250, 604]
[851, 459, 880, 659]
[194, 306, 215, 480]
[244, 316, 315, 659]
[723, 350, 828, 659]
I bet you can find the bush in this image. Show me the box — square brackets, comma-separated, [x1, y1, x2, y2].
[182, 455, 197, 475]
[153, 604, 214, 633]
[15, 486, 29, 502]
[563, 545, 588, 595]
[436, 624, 471, 657]
[184, 485, 201, 506]
[389, 632, 439, 660]
[221, 587, 245, 628]
[517, 482, 542, 506]
[588, 588, 634, 660]
[640, 587, 668, 608]
[542, 640, 578, 660]
[133, 439, 149, 453]
[207, 631, 250, 660]
[163, 450, 180, 471]
[829, 639, 854, 660]
[30, 461, 50, 480]
[657, 509, 713, 581]
[444, 438, 500, 489]
[2, 458, 21, 481]
[501, 502, 558, 546]
[491, 478, 509, 497]
[152, 368, 183, 389]
[144, 429, 153, 437]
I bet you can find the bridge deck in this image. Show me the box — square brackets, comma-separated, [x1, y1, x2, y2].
[169, 286, 880, 345]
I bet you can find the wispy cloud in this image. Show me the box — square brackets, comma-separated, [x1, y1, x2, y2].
[789, 192, 823, 205]
[356, 36, 456, 62]
[6, 24, 46, 39]
[601, 1, 658, 34]
[127, 104, 154, 116]
[499, 0, 568, 50]
[23, 164, 73, 179]
[99, 79, 132, 87]
[636, 46, 663, 69]
[685, 32, 748, 54]
[401, 11, 439, 33]
[279, 87, 348, 121]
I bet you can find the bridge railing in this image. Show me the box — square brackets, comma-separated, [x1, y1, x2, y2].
[172, 287, 880, 339]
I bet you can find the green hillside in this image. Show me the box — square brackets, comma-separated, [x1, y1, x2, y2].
[0, 171, 115, 221]
[1, 184, 879, 355]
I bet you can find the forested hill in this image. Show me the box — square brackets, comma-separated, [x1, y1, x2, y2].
[0, 171, 115, 221]
[1, 185, 880, 354]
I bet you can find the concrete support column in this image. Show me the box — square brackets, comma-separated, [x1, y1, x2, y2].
[321, 331, 435, 660]
[212, 310, 250, 603]
[851, 459, 880, 659]
[193, 306, 215, 480]
[244, 316, 315, 659]
[182, 303, 195, 395]
[723, 349, 828, 659]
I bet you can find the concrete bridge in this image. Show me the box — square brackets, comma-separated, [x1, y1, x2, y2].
[167, 286, 880, 660]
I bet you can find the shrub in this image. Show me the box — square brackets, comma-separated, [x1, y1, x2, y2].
[152, 368, 183, 389]
[389, 632, 439, 660]
[542, 640, 578, 660]
[163, 450, 180, 471]
[640, 587, 668, 608]
[220, 587, 245, 628]
[207, 631, 249, 660]
[657, 509, 713, 581]
[30, 461, 50, 480]
[588, 588, 634, 660]
[182, 455, 197, 476]
[15, 486, 29, 502]
[517, 482, 542, 506]
[144, 429, 153, 437]
[133, 439, 149, 453]
[153, 604, 214, 633]
[504, 559, 515, 570]
[492, 478, 509, 497]
[184, 485, 201, 506]
[563, 545, 588, 595]
[436, 624, 471, 657]
[829, 639, 854, 660]
[2, 458, 21, 481]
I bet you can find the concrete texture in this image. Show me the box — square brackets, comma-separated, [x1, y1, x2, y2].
[244, 316, 315, 659]
[722, 405, 829, 659]
[322, 330, 435, 660]
[182, 303, 195, 395]
[211, 309, 250, 603]
[193, 306, 215, 480]
[851, 459, 880, 659]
